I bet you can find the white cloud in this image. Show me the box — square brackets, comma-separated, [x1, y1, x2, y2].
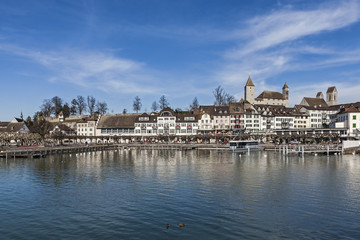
[227, 0, 360, 58]
[214, 0, 360, 105]
[0, 44, 165, 94]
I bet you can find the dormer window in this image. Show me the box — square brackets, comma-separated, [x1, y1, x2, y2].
[161, 111, 172, 116]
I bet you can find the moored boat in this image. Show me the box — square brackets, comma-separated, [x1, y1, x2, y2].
[229, 140, 263, 152]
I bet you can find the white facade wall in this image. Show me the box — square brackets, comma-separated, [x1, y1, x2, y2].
[335, 112, 360, 136]
[213, 115, 230, 131]
[244, 113, 261, 132]
[254, 98, 289, 107]
[198, 114, 213, 132]
[260, 116, 275, 132]
[274, 116, 294, 130]
[77, 120, 96, 136]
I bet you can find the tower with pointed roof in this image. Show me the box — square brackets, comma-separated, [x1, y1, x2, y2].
[326, 86, 338, 106]
[282, 83, 289, 104]
[244, 75, 255, 104]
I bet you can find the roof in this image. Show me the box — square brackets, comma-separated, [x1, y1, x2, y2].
[256, 91, 284, 100]
[0, 121, 10, 128]
[326, 86, 337, 93]
[0, 122, 27, 133]
[345, 105, 360, 113]
[282, 83, 289, 89]
[76, 116, 98, 123]
[229, 102, 245, 114]
[13, 117, 24, 123]
[198, 105, 229, 116]
[97, 114, 138, 129]
[245, 76, 255, 86]
[136, 113, 158, 123]
[302, 97, 328, 108]
[316, 92, 323, 98]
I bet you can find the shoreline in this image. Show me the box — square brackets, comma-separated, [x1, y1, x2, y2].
[1, 142, 359, 158]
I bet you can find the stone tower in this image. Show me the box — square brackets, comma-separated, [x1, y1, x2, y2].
[244, 76, 255, 104]
[282, 83, 289, 107]
[282, 83, 289, 100]
[326, 86, 338, 106]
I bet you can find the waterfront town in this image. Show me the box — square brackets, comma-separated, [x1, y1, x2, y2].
[1, 76, 359, 146]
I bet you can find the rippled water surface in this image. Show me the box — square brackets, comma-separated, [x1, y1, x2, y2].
[1, 149, 360, 239]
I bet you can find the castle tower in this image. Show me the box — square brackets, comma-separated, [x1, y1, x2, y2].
[326, 86, 338, 106]
[282, 83, 289, 107]
[244, 75, 255, 104]
[282, 83, 289, 100]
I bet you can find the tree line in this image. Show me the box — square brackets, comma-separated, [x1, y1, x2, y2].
[132, 94, 201, 113]
[35, 95, 108, 120]
[132, 85, 234, 114]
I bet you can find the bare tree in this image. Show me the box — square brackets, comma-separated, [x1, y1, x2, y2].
[30, 119, 53, 141]
[190, 97, 199, 110]
[40, 99, 53, 117]
[51, 96, 63, 117]
[225, 93, 236, 105]
[159, 95, 169, 109]
[87, 96, 96, 116]
[96, 101, 108, 114]
[122, 108, 127, 114]
[76, 96, 87, 115]
[133, 96, 142, 113]
[213, 85, 235, 106]
[151, 101, 159, 112]
[213, 85, 225, 106]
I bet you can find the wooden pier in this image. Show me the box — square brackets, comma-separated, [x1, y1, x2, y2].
[0, 145, 117, 159]
[0, 143, 230, 159]
[266, 145, 343, 156]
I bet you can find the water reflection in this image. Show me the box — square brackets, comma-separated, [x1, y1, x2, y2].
[0, 150, 360, 239]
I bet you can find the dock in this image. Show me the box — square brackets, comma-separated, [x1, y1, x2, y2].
[265, 145, 343, 156]
[0, 145, 117, 159]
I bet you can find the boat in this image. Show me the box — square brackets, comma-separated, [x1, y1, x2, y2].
[229, 140, 263, 152]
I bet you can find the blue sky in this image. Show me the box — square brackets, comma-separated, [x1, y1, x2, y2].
[1, 0, 360, 120]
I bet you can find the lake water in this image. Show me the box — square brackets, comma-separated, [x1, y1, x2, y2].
[1, 149, 360, 239]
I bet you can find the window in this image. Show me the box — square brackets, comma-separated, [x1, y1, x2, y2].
[139, 117, 149, 121]
[185, 117, 195, 121]
[161, 111, 172, 116]
[353, 123, 356, 128]
[353, 115, 357, 120]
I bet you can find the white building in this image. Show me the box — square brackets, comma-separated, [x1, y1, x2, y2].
[133, 108, 198, 136]
[331, 105, 360, 137]
[76, 117, 98, 136]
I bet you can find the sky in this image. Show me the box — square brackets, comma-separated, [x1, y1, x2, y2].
[1, 0, 360, 120]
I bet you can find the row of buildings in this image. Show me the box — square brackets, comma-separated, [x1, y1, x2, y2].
[1, 77, 359, 138]
[74, 77, 357, 138]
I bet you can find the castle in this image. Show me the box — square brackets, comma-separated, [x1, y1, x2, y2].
[244, 76, 338, 107]
[244, 76, 289, 107]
